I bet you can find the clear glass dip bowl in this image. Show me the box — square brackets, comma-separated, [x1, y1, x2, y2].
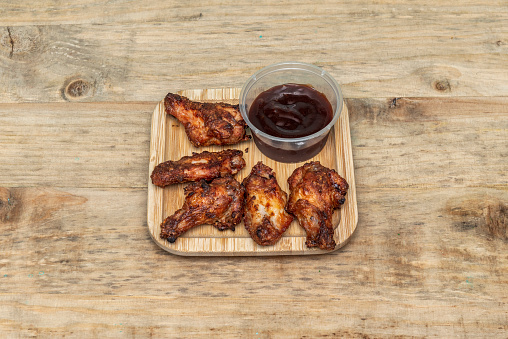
[239, 62, 343, 163]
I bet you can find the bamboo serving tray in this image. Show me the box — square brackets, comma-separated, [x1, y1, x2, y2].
[147, 88, 357, 256]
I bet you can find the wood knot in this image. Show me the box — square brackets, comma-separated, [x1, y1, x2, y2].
[446, 195, 507, 241]
[63, 78, 92, 101]
[433, 79, 451, 92]
[0, 187, 17, 223]
[389, 97, 401, 108]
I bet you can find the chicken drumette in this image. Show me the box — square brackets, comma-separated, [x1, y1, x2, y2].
[242, 162, 294, 246]
[286, 161, 348, 250]
[165, 93, 250, 147]
[150, 149, 246, 187]
[160, 176, 245, 243]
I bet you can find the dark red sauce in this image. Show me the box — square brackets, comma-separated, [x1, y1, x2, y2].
[248, 83, 333, 138]
[248, 83, 334, 162]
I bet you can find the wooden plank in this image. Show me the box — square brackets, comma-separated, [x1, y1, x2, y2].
[0, 186, 506, 337]
[147, 89, 357, 255]
[0, 97, 506, 189]
[0, 102, 152, 188]
[1, 1, 506, 26]
[348, 97, 508, 189]
[0, 293, 506, 338]
[0, 5, 506, 102]
[2, 187, 506, 294]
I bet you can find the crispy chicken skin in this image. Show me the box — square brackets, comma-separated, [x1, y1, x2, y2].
[242, 162, 294, 246]
[150, 149, 246, 187]
[165, 93, 250, 147]
[160, 176, 245, 243]
[286, 161, 348, 250]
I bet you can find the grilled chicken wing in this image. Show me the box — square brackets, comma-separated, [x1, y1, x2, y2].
[242, 162, 294, 246]
[160, 176, 245, 243]
[165, 93, 250, 147]
[150, 149, 246, 187]
[286, 161, 348, 250]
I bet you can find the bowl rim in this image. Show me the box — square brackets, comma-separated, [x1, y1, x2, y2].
[239, 61, 343, 143]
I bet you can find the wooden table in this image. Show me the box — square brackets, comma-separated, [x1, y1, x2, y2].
[1, 1, 507, 337]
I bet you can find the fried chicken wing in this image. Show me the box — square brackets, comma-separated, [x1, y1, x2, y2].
[160, 176, 245, 243]
[242, 162, 294, 246]
[165, 93, 250, 147]
[150, 149, 246, 187]
[286, 161, 348, 250]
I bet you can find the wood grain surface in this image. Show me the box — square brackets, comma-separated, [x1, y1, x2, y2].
[1, 1, 507, 103]
[1, 0, 507, 338]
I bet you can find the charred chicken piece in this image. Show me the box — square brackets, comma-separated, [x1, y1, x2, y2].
[150, 149, 246, 187]
[165, 93, 250, 147]
[242, 162, 294, 246]
[160, 176, 245, 243]
[286, 161, 348, 250]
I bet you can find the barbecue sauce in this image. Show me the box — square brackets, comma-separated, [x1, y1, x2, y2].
[248, 83, 333, 139]
[248, 83, 334, 162]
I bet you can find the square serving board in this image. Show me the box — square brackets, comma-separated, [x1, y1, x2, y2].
[147, 88, 357, 256]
